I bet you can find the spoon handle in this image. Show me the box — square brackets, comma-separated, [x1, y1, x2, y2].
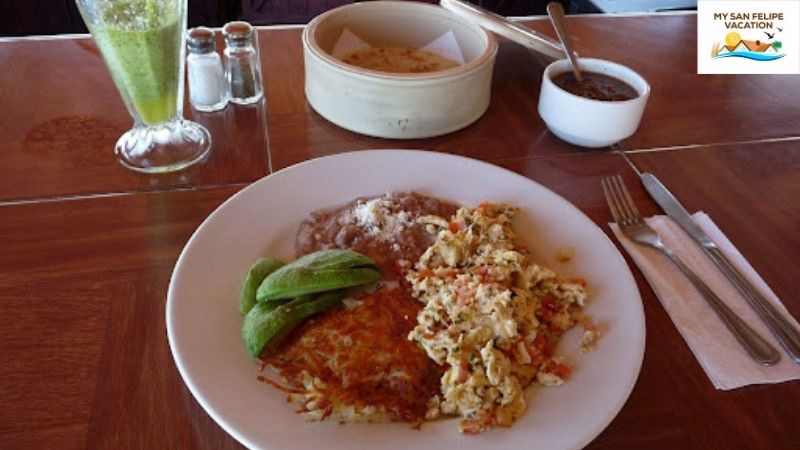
[546, 2, 582, 81]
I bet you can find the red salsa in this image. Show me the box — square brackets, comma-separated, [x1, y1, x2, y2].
[552, 71, 638, 101]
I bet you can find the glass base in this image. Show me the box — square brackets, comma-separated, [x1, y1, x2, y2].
[115, 119, 211, 174]
[229, 93, 264, 105]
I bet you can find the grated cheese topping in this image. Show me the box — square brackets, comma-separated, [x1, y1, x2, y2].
[351, 196, 417, 242]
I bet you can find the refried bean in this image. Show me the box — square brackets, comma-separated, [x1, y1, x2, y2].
[295, 192, 458, 278]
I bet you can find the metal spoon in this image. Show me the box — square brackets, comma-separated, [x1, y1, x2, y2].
[546, 2, 582, 81]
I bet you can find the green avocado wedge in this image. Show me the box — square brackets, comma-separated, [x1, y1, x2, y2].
[239, 258, 285, 315]
[242, 291, 343, 357]
[283, 248, 377, 271]
[256, 249, 380, 302]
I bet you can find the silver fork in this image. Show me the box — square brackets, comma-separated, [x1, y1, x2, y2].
[602, 175, 780, 366]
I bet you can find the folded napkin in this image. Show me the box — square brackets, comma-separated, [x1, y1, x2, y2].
[611, 212, 800, 390]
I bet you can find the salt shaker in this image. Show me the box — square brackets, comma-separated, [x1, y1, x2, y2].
[223, 21, 264, 105]
[186, 27, 227, 112]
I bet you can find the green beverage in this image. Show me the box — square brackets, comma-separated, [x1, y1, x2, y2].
[77, 0, 210, 173]
[88, 1, 181, 125]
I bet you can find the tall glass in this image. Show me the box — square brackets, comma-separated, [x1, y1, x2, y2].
[76, 0, 211, 173]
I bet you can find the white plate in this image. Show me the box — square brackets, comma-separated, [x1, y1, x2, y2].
[167, 150, 645, 450]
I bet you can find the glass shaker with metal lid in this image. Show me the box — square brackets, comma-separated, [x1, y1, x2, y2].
[186, 27, 228, 112]
[223, 21, 264, 105]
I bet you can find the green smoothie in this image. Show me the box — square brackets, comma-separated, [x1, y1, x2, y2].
[88, 1, 181, 125]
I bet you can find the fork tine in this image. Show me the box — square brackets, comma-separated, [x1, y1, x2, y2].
[609, 175, 635, 225]
[613, 175, 643, 222]
[601, 178, 623, 224]
[605, 176, 631, 224]
[608, 176, 631, 223]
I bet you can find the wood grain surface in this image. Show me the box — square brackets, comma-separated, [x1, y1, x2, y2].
[1, 12, 799, 450]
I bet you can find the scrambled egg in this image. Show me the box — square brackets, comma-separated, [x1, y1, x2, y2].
[406, 203, 590, 434]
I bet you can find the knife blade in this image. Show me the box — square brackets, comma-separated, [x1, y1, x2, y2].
[641, 172, 800, 364]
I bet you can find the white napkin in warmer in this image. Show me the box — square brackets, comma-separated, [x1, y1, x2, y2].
[610, 212, 800, 390]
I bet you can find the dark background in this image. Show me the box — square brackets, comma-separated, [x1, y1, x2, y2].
[2, 0, 592, 37]
[1, 1, 697, 37]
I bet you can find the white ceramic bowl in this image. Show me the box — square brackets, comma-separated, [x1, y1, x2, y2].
[302, 1, 498, 139]
[538, 58, 650, 148]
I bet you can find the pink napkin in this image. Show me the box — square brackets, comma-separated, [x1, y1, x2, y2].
[610, 212, 800, 390]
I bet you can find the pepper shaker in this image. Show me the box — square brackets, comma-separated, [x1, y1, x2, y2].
[223, 21, 264, 105]
[186, 27, 228, 112]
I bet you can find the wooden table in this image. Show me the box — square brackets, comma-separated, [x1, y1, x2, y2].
[1, 12, 798, 450]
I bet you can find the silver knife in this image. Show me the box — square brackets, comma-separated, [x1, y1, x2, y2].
[641, 172, 800, 364]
